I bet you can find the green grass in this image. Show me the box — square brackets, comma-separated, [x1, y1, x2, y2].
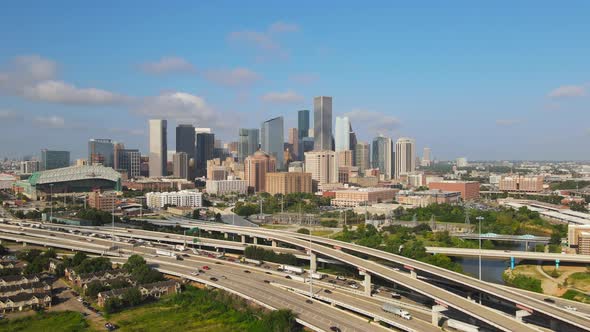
[311, 230, 334, 237]
[562, 289, 590, 304]
[107, 286, 299, 332]
[0, 311, 90, 332]
[261, 224, 289, 230]
[566, 272, 590, 290]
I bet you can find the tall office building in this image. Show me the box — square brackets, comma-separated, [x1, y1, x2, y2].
[355, 142, 370, 173]
[395, 137, 416, 179]
[20, 160, 40, 174]
[116, 149, 140, 179]
[372, 136, 393, 180]
[148, 119, 167, 177]
[176, 124, 196, 179]
[304, 150, 338, 186]
[301, 137, 315, 157]
[173, 152, 189, 180]
[287, 128, 299, 161]
[40, 149, 70, 170]
[244, 150, 277, 192]
[349, 124, 358, 165]
[88, 139, 115, 167]
[196, 132, 215, 177]
[298, 110, 310, 139]
[238, 128, 259, 162]
[334, 116, 351, 152]
[421, 147, 432, 167]
[260, 116, 284, 169]
[313, 96, 332, 151]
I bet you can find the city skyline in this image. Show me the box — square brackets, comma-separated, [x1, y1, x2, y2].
[1, 2, 589, 160]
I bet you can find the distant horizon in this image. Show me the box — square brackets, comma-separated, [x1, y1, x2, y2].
[1, 2, 589, 160]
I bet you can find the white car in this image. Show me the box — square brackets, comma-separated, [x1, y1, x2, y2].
[564, 305, 578, 311]
[191, 271, 199, 276]
[336, 276, 346, 281]
[350, 284, 359, 289]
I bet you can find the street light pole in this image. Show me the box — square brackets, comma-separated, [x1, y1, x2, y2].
[49, 184, 54, 223]
[309, 229, 313, 302]
[476, 215, 484, 304]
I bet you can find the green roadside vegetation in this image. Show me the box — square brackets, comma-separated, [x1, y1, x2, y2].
[244, 246, 298, 265]
[0, 311, 90, 332]
[566, 272, 590, 290]
[502, 272, 543, 293]
[550, 180, 590, 190]
[105, 285, 299, 332]
[334, 223, 463, 272]
[562, 289, 590, 304]
[233, 193, 331, 216]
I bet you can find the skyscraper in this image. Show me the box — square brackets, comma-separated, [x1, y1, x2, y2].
[244, 150, 277, 192]
[260, 116, 284, 169]
[40, 149, 70, 171]
[304, 150, 338, 186]
[395, 137, 416, 179]
[355, 142, 370, 173]
[149, 119, 167, 177]
[176, 124, 196, 178]
[421, 147, 432, 167]
[287, 128, 299, 160]
[173, 152, 189, 180]
[88, 139, 115, 167]
[195, 132, 215, 177]
[372, 136, 393, 180]
[298, 110, 310, 139]
[334, 116, 351, 152]
[116, 149, 140, 179]
[238, 128, 259, 162]
[313, 96, 332, 151]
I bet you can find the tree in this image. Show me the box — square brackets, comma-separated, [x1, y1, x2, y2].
[123, 254, 146, 273]
[550, 232, 562, 245]
[85, 281, 107, 297]
[71, 252, 88, 267]
[296, 228, 310, 235]
[122, 288, 142, 306]
[0, 244, 8, 255]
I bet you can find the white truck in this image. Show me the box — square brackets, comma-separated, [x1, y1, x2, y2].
[311, 272, 326, 280]
[174, 245, 187, 251]
[447, 319, 479, 332]
[289, 275, 307, 282]
[156, 249, 176, 257]
[382, 303, 412, 320]
[278, 265, 304, 275]
[242, 258, 262, 266]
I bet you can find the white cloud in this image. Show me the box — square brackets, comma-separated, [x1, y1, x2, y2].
[269, 22, 300, 33]
[228, 21, 298, 60]
[33, 115, 66, 128]
[261, 90, 304, 104]
[22, 80, 128, 105]
[548, 85, 586, 98]
[139, 56, 196, 75]
[0, 55, 128, 106]
[289, 73, 319, 84]
[204, 67, 261, 87]
[134, 91, 217, 125]
[344, 109, 401, 136]
[495, 119, 522, 126]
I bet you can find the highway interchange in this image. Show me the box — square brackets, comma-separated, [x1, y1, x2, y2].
[1, 219, 589, 331]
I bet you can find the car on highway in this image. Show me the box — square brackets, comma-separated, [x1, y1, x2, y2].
[198, 269, 205, 273]
[564, 305, 578, 311]
[285, 275, 292, 279]
[305, 299, 313, 304]
[391, 292, 402, 299]
[215, 262, 223, 265]
[544, 298, 556, 303]
[265, 272, 271, 275]
[191, 271, 199, 276]
[336, 276, 346, 281]
[210, 277, 218, 281]
[324, 289, 332, 294]
[202, 266, 210, 270]
[243, 270, 251, 274]
[330, 327, 341, 332]
[328, 280, 336, 284]
[349, 283, 359, 289]
[263, 280, 271, 284]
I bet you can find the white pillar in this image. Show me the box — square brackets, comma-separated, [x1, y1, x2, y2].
[410, 270, 417, 279]
[241, 235, 246, 243]
[253, 237, 258, 245]
[363, 272, 372, 296]
[515, 310, 531, 323]
[271, 240, 277, 247]
[431, 305, 447, 326]
[310, 252, 317, 272]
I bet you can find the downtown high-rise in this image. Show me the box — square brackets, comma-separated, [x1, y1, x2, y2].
[238, 128, 259, 162]
[195, 131, 214, 178]
[260, 116, 284, 169]
[334, 116, 351, 152]
[372, 136, 393, 180]
[298, 110, 310, 139]
[176, 124, 196, 179]
[313, 96, 332, 151]
[88, 139, 115, 167]
[395, 137, 416, 179]
[149, 119, 167, 177]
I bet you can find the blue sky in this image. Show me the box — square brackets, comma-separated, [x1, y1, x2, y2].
[0, 1, 588, 160]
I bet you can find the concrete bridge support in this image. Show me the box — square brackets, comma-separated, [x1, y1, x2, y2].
[271, 240, 277, 247]
[310, 252, 317, 272]
[410, 270, 417, 279]
[241, 235, 246, 244]
[253, 237, 258, 245]
[224, 232, 228, 239]
[358, 270, 372, 296]
[515, 310, 531, 323]
[431, 305, 447, 326]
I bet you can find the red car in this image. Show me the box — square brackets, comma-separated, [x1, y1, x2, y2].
[202, 266, 210, 270]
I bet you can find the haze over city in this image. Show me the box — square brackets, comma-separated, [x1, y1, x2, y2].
[1, 2, 589, 160]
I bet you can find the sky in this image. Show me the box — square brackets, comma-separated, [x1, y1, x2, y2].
[0, 1, 589, 161]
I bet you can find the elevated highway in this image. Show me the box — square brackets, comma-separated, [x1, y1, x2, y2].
[425, 247, 590, 263]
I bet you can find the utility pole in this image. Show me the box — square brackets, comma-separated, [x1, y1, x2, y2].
[476, 215, 484, 304]
[49, 184, 54, 223]
[309, 229, 313, 302]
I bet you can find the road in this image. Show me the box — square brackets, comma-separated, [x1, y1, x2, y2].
[425, 247, 590, 263]
[0, 225, 434, 332]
